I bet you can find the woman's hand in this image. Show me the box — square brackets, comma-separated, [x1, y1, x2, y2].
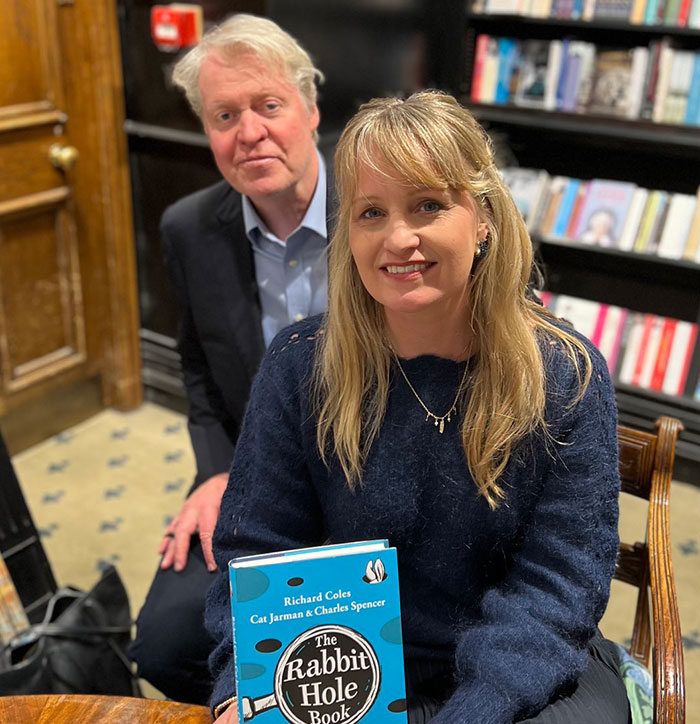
[214, 702, 239, 723]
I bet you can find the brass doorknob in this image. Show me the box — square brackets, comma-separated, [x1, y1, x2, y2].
[48, 143, 79, 171]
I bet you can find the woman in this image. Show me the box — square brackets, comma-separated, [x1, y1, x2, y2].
[206, 91, 628, 724]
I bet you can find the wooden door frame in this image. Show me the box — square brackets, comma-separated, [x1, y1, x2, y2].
[57, 0, 141, 410]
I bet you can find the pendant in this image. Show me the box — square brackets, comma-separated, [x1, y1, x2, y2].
[439, 419, 445, 434]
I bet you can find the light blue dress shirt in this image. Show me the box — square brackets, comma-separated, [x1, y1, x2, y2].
[242, 151, 328, 348]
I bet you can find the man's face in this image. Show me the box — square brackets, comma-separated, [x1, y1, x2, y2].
[200, 51, 320, 205]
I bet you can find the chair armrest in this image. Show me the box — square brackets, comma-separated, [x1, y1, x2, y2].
[648, 417, 685, 724]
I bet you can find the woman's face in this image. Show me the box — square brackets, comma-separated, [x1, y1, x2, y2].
[348, 162, 487, 326]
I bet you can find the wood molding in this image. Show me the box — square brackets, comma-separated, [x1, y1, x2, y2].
[56, 0, 142, 410]
[0, 187, 69, 219]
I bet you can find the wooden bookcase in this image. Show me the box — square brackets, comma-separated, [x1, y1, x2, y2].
[460, 10, 700, 475]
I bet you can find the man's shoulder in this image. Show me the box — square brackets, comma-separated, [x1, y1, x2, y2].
[161, 180, 241, 233]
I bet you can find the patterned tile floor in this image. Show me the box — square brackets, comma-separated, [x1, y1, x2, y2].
[11, 402, 700, 721]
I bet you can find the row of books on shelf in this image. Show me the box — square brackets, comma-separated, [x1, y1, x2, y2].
[471, 34, 700, 126]
[473, 0, 700, 26]
[538, 291, 700, 399]
[500, 167, 700, 262]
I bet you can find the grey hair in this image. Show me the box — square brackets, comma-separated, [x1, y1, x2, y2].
[172, 13, 324, 118]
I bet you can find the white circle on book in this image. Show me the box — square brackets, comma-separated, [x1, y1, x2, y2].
[273, 623, 381, 724]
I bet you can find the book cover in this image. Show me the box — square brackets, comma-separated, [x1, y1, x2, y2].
[480, 36, 502, 104]
[500, 167, 550, 229]
[656, 193, 697, 259]
[632, 190, 663, 252]
[229, 540, 408, 724]
[590, 303, 610, 348]
[564, 181, 591, 238]
[552, 295, 601, 340]
[594, 0, 635, 18]
[536, 290, 557, 309]
[645, 191, 670, 254]
[551, 178, 582, 237]
[617, 313, 646, 385]
[640, 40, 664, 120]
[678, 0, 693, 24]
[495, 37, 519, 104]
[663, 0, 682, 23]
[617, 188, 649, 251]
[611, 312, 635, 380]
[689, 0, 700, 27]
[631, 314, 656, 387]
[652, 44, 675, 123]
[638, 315, 665, 389]
[662, 50, 693, 123]
[681, 186, 700, 261]
[470, 34, 491, 102]
[597, 306, 629, 376]
[555, 38, 571, 110]
[537, 175, 569, 236]
[573, 179, 637, 246]
[587, 48, 637, 117]
[573, 43, 597, 112]
[544, 40, 564, 110]
[683, 53, 700, 125]
[560, 46, 583, 112]
[650, 318, 677, 390]
[627, 46, 650, 119]
[514, 40, 551, 108]
[662, 321, 698, 395]
[630, 0, 648, 22]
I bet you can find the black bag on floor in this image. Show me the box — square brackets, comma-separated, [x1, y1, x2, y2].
[0, 565, 140, 696]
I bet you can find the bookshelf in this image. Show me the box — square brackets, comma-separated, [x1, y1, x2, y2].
[461, 7, 700, 475]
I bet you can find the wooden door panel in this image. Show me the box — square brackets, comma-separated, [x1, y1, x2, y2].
[0, 198, 85, 394]
[0, 128, 63, 200]
[0, 0, 62, 116]
[0, 0, 140, 445]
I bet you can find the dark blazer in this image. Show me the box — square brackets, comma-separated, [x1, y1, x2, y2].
[162, 158, 336, 490]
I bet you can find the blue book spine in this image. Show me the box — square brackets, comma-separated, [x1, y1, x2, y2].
[229, 544, 408, 724]
[555, 39, 570, 111]
[684, 53, 700, 127]
[495, 38, 517, 105]
[552, 179, 581, 238]
[644, 0, 660, 23]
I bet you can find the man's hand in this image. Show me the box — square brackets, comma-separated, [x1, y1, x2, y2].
[159, 472, 229, 572]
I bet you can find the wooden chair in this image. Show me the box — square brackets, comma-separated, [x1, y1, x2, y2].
[615, 416, 686, 724]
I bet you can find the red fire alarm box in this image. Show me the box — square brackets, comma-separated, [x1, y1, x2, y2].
[151, 4, 203, 52]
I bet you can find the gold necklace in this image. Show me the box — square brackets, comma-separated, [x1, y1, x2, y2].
[392, 354, 470, 434]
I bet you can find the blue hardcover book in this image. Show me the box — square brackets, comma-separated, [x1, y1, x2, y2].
[684, 53, 700, 127]
[643, 0, 660, 22]
[229, 539, 408, 724]
[495, 37, 518, 104]
[551, 178, 581, 238]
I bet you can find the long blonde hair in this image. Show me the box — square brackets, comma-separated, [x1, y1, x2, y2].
[314, 91, 591, 507]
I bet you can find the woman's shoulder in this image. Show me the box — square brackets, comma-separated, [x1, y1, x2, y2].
[535, 313, 612, 394]
[255, 315, 325, 386]
[267, 314, 325, 359]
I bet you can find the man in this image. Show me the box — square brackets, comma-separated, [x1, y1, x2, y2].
[129, 14, 333, 704]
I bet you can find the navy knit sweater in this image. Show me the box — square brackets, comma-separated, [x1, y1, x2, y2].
[205, 315, 620, 724]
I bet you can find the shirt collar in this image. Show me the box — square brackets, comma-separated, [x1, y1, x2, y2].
[242, 149, 327, 243]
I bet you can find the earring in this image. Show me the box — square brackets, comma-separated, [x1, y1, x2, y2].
[475, 235, 489, 258]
